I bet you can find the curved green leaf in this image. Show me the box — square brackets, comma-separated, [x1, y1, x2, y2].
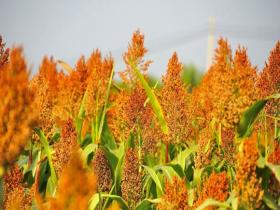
[166, 163, 185, 178]
[135, 198, 161, 210]
[196, 198, 230, 210]
[81, 143, 97, 162]
[102, 194, 129, 210]
[266, 163, 280, 183]
[89, 193, 129, 210]
[237, 94, 280, 138]
[237, 99, 267, 138]
[34, 128, 57, 186]
[131, 63, 169, 134]
[143, 165, 163, 194]
[263, 191, 279, 210]
[89, 193, 99, 210]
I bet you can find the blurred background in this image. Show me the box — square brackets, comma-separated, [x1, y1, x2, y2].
[0, 0, 280, 85]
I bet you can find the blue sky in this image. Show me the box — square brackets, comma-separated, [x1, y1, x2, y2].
[0, 0, 279, 76]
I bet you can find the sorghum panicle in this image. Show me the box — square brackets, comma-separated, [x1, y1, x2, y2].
[4, 165, 32, 210]
[257, 41, 280, 116]
[121, 30, 152, 84]
[0, 48, 37, 166]
[92, 148, 113, 192]
[29, 57, 59, 140]
[159, 52, 191, 144]
[53, 119, 77, 176]
[235, 133, 263, 209]
[0, 36, 9, 67]
[46, 151, 97, 210]
[121, 148, 142, 208]
[194, 171, 229, 210]
[157, 176, 188, 210]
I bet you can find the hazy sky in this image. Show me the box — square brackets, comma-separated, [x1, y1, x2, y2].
[0, 0, 279, 76]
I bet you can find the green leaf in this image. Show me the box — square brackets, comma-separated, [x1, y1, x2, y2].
[38, 159, 51, 195]
[143, 165, 163, 194]
[102, 148, 119, 171]
[0, 176, 4, 208]
[89, 193, 99, 210]
[166, 163, 185, 178]
[97, 69, 114, 143]
[102, 194, 129, 210]
[34, 128, 57, 186]
[171, 144, 197, 170]
[114, 154, 124, 195]
[237, 99, 267, 138]
[196, 198, 230, 210]
[46, 176, 57, 197]
[193, 168, 203, 187]
[266, 163, 280, 182]
[131, 63, 169, 134]
[257, 155, 266, 168]
[75, 90, 88, 144]
[89, 193, 129, 210]
[226, 192, 238, 210]
[263, 191, 279, 210]
[101, 118, 117, 150]
[135, 198, 161, 210]
[81, 143, 97, 163]
[266, 93, 280, 100]
[160, 165, 178, 181]
[51, 131, 60, 142]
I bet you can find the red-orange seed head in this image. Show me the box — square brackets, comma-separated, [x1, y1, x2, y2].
[0, 48, 37, 167]
[194, 171, 229, 209]
[0, 35, 9, 67]
[158, 176, 188, 210]
[121, 30, 152, 84]
[235, 133, 263, 209]
[257, 41, 280, 116]
[159, 52, 191, 144]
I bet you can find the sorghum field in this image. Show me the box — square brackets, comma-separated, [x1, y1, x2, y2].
[0, 31, 280, 210]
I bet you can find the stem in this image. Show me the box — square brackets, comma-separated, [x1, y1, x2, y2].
[265, 116, 268, 160]
[165, 143, 169, 163]
[274, 118, 277, 139]
[98, 191, 102, 210]
[0, 176, 3, 209]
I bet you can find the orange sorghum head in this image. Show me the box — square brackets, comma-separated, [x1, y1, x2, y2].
[4, 164, 32, 210]
[159, 52, 191, 144]
[0, 48, 37, 167]
[108, 84, 153, 141]
[29, 57, 59, 141]
[191, 39, 232, 128]
[194, 126, 213, 169]
[121, 148, 142, 208]
[52, 56, 89, 122]
[268, 140, 280, 199]
[47, 150, 97, 210]
[268, 140, 280, 164]
[85, 50, 113, 122]
[92, 148, 113, 192]
[158, 176, 188, 210]
[194, 171, 229, 209]
[109, 30, 154, 142]
[141, 121, 161, 155]
[53, 119, 77, 176]
[192, 39, 257, 129]
[107, 89, 131, 141]
[235, 133, 263, 209]
[0, 35, 9, 67]
[121, 30, 152, 85]
[257, 41, 280, 116]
